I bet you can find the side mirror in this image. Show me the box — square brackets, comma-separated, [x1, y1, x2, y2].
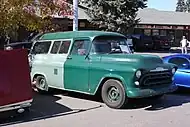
[85, 54, 90, 60]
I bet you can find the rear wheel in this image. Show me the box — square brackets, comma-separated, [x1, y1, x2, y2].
[34, 75, 49, 93]
[101, 79, 127, 109]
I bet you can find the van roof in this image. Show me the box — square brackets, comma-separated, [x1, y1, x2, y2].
[39, 30, 125, 40]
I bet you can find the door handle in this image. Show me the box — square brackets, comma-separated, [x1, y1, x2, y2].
[67, 57, 72, 60]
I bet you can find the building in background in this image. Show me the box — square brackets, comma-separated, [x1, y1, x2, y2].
[135, 8, 190, 46]
[59, 7, 190, 47]
[17, 3, 190, 47]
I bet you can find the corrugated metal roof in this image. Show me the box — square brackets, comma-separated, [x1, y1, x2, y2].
[137, 8, 190, 25]
[53, 5, 190, 26]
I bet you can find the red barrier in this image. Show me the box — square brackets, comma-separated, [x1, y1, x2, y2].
[0, 49, 32, 106]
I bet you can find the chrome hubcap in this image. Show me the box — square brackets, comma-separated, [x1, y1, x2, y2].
[39, 78, 45, 89]
[108, 87, 120, 102]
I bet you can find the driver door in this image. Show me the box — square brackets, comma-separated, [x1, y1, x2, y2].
[64, 38, 91, 92]
[168, 57, 190, 87]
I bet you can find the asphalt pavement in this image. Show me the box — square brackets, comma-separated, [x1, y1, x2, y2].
[0, 89, 190, 127]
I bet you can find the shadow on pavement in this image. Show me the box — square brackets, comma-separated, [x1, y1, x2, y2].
[144, 94, 190, 111]
[123, 88, 190, 111]
[0, 91, 102, 126]
[51, 89, 190, 112]
[3, 88, 190, 126]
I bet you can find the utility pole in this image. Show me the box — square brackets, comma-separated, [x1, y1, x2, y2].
[73, 0, 78, 31]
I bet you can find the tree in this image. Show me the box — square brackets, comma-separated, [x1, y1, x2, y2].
[176, 0, 186, 12]
[186, 0, 190, 12]
[80, 0, 147, 34]
[0, 0, 71, 48]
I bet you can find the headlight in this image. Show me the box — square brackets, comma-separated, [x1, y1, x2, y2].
[136, 70, 142, 79]
[172, 68, 176, 74]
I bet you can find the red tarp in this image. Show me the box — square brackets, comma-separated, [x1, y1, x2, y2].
[0, 49, 32, 106]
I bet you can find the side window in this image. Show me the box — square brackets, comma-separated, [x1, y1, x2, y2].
[71, 39, 91, 55]
[168, 57, 189, 68]
[31, 41, 51, 54]
[58, 41, 71, 54]
[51, 41, 61, 54]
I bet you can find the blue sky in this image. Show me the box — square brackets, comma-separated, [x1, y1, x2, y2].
[147, 0, 177, 11]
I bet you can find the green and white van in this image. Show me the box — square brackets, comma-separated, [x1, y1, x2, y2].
[29, 31, 178, 109]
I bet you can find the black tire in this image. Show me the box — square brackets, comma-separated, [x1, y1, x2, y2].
[101, 79, 127, 109]
[35, 75, 49, 94]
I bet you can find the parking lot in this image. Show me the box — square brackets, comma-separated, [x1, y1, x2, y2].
[1, 89, 190, 127]
[1, 50, 190, 127]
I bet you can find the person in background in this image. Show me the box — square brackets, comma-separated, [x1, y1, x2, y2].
[180, 36, 188, 54]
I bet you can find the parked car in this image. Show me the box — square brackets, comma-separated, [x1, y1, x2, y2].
[162, 54, 190, 88]
[0, 49, 33, 115]
[152, 35, 171, 50]
[130, 34, 154, 51]
[29, 30, 177, 109]
[4, 33, 43, 53]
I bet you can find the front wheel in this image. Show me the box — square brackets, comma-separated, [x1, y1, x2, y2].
[101, 79, 127, 109]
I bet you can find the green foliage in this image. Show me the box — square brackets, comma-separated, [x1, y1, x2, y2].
[80, 0, 147, 34]
[176, 0, 186, 12]
[0, 0, 69, 36]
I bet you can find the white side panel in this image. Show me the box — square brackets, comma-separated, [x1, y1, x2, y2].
[31, 54, 68, 89]
[47, 54, 68, 89]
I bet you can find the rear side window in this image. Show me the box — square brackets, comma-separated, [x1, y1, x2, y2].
[58, 41, 71, 54]
[51, 41, 61, 54]
[50, 40, 71, 54]
[31, 41, 51, 54]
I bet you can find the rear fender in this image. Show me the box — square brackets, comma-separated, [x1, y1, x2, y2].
[32, 72, 48, 84]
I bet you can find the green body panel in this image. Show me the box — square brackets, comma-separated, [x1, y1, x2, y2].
[64, 53, 176, 96]
[64, 55, 90, 92]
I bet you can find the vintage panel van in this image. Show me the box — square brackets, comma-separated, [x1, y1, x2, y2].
[29, 31, 177, 109]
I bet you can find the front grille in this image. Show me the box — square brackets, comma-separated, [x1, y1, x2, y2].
[139, 70, 173, 86]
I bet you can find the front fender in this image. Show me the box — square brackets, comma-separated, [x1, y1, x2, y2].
[94, 73, 127, 95]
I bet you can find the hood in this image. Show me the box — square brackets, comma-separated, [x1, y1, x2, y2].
[100, 54, 172, 70]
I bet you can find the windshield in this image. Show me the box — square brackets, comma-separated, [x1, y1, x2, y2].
[92, 36, 131, 54]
